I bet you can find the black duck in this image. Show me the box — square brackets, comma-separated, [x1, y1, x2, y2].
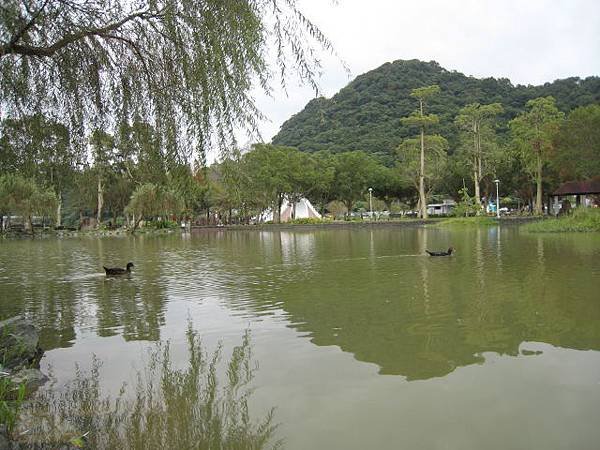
[426, 247, 454, 257]
[103, 262, 134, 275]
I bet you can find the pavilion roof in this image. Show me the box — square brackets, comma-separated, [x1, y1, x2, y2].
[552, 178, 600, 196]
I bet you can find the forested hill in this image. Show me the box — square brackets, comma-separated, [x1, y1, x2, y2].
[272, 59, 600, 159]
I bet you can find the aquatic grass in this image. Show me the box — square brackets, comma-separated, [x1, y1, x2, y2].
[0, 377, 26, 437]
[524, 208, 600, 232]
[17, 327, 281, 449]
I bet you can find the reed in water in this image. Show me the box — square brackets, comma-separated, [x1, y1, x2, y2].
[18, 326, 281, 449]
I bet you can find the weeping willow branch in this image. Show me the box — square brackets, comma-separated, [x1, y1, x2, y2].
[0, 0, 335, 161]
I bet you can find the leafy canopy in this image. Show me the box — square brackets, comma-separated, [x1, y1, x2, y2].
[510, 96, 564, 177]
[1, 0, 333, 160]
[396, 135, 448, 191]
[0, 173, 57, 218]
[554, 104, 600, 180]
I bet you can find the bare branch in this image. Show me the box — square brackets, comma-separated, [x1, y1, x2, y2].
[1, 8, 164, 58]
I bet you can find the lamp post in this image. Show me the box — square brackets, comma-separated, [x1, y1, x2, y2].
[494, 179, 500, 219]
[368, 187, 373, 219]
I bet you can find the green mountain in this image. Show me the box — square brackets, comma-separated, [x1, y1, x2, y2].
[272, 59, 600, 158]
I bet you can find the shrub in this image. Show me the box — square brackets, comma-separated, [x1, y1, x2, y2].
[451, 187, 481, 217]
[150, 219, 178, 229]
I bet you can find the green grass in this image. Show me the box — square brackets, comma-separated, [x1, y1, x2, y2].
[286, 217, 333, 225]
[432, 216, 498, 227]
[0, 377, 26, 437]
[16, 326, 281, 449]
[523, 208, 600, 232]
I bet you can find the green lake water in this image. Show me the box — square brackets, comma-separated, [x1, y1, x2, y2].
[1, 226, 599, 449]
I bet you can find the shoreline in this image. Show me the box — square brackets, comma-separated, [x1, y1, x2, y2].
[0, 216, 548, 239]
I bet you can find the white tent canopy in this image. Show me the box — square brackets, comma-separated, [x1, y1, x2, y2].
[259, 197, 321, 222]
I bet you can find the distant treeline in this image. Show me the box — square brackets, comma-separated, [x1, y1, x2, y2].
[1, 64, 599, 228]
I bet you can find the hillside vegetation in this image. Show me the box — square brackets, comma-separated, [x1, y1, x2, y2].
[273, 59, 600, 158]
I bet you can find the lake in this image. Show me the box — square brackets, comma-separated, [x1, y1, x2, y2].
[1, 225, 599, 449]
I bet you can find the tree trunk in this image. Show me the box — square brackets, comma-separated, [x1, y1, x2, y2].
[26, 215, 33, 235]
[473, 165, 481, 215]
[419, 127, 427, 219]
[276, 194, 284, 224]
[473, 124, 482, 214]
[535, 153, 543, 215]
[131, 215, 143, 235]
[96, 176, 103, 228]
[56, 191, 62, 227]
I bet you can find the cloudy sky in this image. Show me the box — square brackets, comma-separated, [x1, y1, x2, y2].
[224, 0, 600, 160]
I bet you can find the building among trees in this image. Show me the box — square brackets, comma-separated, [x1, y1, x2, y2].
[550, 178, 600, 215]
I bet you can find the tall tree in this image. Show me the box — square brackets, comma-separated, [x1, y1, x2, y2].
[125, 183, 182, 232]
[306, 151, 336, 215]
[243, 144, 296, 223]
[0, 114, 78, 226]
[213, 151, 250, 224]
[371, 165, 411, 212]
[0, 174, 57, 233]
[285, 150, 322, 219]
[455, 103, 503, 211]
[396, 135, 448, 212]
[332, 151, 379, 218]
[89, 130, 118, 227]
[401, 85, 441, 218]
[118, 121, 167, 185]
[0, 0, 333, 161]
[554, 104, 600, 181]
[243, 144, 324, 223]
[510, 97, 564, 215]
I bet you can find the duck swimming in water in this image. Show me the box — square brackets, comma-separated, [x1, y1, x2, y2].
[426, 247, 454, 257]
[103, 262, 134, 275]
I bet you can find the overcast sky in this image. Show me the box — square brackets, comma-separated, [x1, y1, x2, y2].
[222, 0, 600, 161]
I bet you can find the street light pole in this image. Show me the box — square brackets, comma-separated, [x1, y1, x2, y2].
[368, 187, 373, 219]
[494, 179, 500, 219]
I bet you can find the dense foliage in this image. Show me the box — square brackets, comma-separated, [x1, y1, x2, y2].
[1, 56, 599, 228]
[1, 0, 333, 161]
[273, 59, 600, 156]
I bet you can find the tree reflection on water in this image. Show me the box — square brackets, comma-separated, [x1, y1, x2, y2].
[18, 326, 281, 450]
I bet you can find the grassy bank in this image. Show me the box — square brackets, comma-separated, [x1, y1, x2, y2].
[221, 218, 435, 231]
[431, 216, 499, 227]
[523, 208, 600, 232]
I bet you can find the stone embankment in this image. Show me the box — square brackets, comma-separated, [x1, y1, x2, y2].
[0, 316, 65, 449]
[0, 316, 47, 391]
